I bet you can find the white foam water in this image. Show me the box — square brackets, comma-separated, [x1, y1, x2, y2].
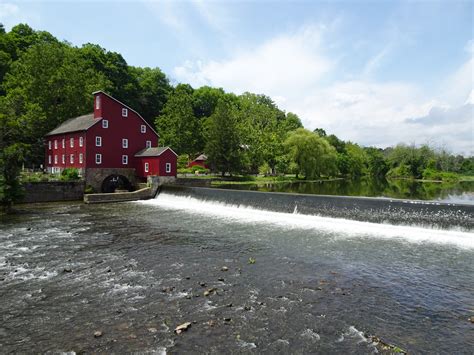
[137, 193, 474, 249]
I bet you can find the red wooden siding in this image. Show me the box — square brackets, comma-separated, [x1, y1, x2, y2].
[45, 132, 87, 170]
[45, 91, 176, 178]
[135, 149, 177, 179]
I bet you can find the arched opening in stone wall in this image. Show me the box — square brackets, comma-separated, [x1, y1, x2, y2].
[101, 174, 133, 193]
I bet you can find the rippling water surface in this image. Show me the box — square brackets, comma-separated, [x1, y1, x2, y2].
[1, 193, 473, 353]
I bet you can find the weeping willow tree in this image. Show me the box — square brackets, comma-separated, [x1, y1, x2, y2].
[284, 128, 337, 179]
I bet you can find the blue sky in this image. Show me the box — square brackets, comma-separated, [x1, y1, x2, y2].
[1, 0, 473, 154]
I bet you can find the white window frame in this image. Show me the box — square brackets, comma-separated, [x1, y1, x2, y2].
[146, 140, 151, 148]
[122, 155, 128, 165]
[95, 154, 102, 165]
[141, 125, 146, 133]
[70, 154, 74, 164]
[144, 162, 149, 173]
[54, 155, 58, 164]
[122, 138, 128, 148]
[96, 95, 100, 109]
[122, 108, 128, 117]
[54, 140, 58, 149]
[48, 155, 51, 164]
[70, 137, 74, 148]
[96, 136, 102, 147]
[62, 154, 65, 164]
[62, 139, 65, 148]
[79, 153, 83, 164]
[48, 141, 52, 150]
[79, 136, 83, 147]
[166, 163, 171, 173]
[102, 119, 108, 128]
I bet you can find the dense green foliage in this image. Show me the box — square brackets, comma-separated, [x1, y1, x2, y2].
[60, 168, 80, 181]
[284, 128, 337, 179]
[0, 23, 472, 209]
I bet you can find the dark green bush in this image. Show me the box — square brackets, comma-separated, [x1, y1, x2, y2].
[191, 165, 209, 174]
[422, 168, 459, 181]
[60, 168, 80, 181]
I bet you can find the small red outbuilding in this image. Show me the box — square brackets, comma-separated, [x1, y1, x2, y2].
[135, 147, 178, 179]
[187, 154, 209, 169]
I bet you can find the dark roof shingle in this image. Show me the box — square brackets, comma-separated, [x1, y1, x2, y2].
[45, 113, 98, 136]
[134, 147, 177, 157]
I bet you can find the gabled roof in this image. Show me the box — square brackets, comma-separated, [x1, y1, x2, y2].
[134, 146, 178, 157]
[45, 113, 99, 136]
[92, 90, 160, 137]
[193, 154, 207, 161]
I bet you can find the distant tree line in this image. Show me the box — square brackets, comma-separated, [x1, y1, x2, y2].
[0, 24, 472, 210]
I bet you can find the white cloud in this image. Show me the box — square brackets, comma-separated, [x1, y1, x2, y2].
[442, 56, 474, 107]
[0, 1, 39, 30]
[173, 28, 473, 155]
[0, 2, 18, 17]
[191, 0, 232, 34]
[174, 26, 332, 97]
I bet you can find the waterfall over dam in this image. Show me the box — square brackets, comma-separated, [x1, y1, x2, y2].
[158, 185, 474, 231]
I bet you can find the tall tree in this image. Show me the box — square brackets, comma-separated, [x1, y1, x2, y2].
[3, 42, 110, 165]
[131, 66, 172, 125]
[193, 86, 225, 119]
[284, 128, 337, 179]
[0, 99, 29, 212]
[155, 84, 201, 155]
[205, 96, 243, 176]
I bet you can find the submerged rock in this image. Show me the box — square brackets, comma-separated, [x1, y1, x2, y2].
[175, 322, 191, 334]
[204, 288, 216, 296]
[94, 330, 103, 338]
[221, 266, 229, 271]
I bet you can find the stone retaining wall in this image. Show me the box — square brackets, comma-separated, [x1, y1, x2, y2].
[21, 181, 85, 203]
[84, 187, 153, 204]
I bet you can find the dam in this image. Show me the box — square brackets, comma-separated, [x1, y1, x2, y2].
[0, 187, 473, 353]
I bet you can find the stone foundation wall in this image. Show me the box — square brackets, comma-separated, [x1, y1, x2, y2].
[85, 168, 137, 192]
[84, 187, 153, 204]
[21, 181, 85, 203]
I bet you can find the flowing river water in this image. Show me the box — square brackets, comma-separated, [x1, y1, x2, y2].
[1, 187, 473, 353]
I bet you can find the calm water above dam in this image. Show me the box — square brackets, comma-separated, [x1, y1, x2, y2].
[1, 189, 473, 353]
[215, 178, 474, 204]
